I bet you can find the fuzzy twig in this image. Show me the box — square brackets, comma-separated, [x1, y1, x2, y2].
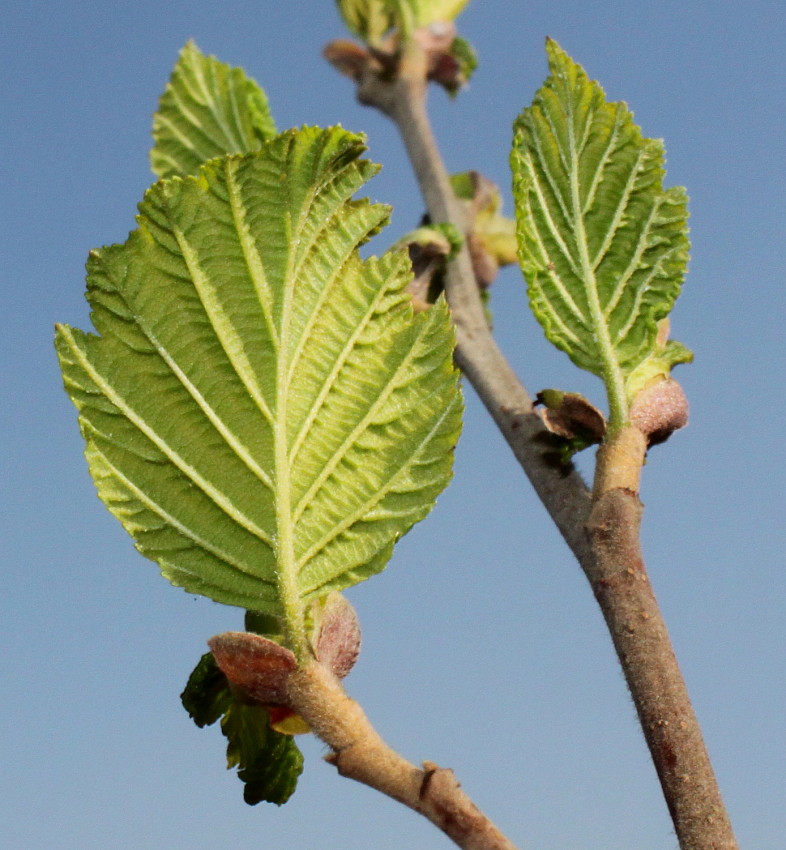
[287, 663, 518, 850]
[340, 39, 738, 850]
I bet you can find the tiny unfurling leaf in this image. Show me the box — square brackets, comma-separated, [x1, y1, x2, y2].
[181, 652, 303, 805]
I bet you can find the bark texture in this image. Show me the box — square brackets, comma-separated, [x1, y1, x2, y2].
[322, 38, 738, 850]
[288, 663, 518, 850]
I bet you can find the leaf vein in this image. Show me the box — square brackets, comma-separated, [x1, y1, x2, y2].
[63, 328, 274, 546]
[93, 443, 274, 581]
[172, 220, 276, 425]
[290, 303, 424, 527]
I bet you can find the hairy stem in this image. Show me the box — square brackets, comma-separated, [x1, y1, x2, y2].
[288, 663, 518, 850]
[350, 48, 738, 850]
[588, 429, 737, 848]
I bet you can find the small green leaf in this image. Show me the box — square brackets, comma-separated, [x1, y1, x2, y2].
[447, 36, 478, 89]
[625, 336, 693, 400]
[181, 652, 233, 727]
[337, 0, 394, 44]
[450, 172, 517, 268]
[151, 41, 276, 179]
[511, 40, 690, 430]
[406, 0, 470, 27]
[393, 223, 462, 258]
[336, 0, 469, 43]
[57, 126, 462, 650]
[181, 653, 303, 805]
[224, 701, 304, 805]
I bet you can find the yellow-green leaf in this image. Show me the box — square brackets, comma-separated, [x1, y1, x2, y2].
[151, 41, 276, 179]
[57, 127, 462, 646]
[511, 41, 690, 429]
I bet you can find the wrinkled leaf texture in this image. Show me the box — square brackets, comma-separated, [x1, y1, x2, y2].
[56, 126, 462, 615]
[511, 41, 689, 406]
[151, 41, 276, 179]
[181, 653, 303, 805]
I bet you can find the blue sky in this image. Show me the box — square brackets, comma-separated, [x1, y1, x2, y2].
[3, 1, 785, 848]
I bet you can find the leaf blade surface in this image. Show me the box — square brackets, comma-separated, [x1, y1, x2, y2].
[511, 40, 689, 424]
[57, 127, 462, 623]
[151, 41, 276, 179]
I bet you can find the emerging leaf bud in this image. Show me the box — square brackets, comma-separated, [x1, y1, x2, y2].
[450, 171, 517, 287]
[312, 592, 362, 680]
[629, 378, 689, 446]
[208, 632, 297, 707]
[395, 224, 461, 310]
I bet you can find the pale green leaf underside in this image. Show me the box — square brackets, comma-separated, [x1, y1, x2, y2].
[511, 40, 689, 416]
[151, 41, 276, 179]
[57, 127, 462, 614]
[625, 338, 693, 399]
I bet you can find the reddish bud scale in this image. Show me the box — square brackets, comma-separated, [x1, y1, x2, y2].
[629, 378, 689, 446]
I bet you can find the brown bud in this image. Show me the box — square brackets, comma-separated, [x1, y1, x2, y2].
[313, 592, 361, 680]
[629, 378, 689, 446]
[323, 39, 372, 81]
[208, 631, 297, 706]
[535, 390, 606, 443]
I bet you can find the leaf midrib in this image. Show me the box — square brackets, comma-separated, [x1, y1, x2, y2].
[272, 139, 309, 657]
[188, 53, 246, 153]
[564, 83, 628, 429]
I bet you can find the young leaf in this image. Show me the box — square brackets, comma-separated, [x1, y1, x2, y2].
[56, 127, 462, 647]
[511, 40, 690, 429]
[151, 41, 276, 179]
[224, 701, 304, 805]
[181, 653, 303, 805]
[336, 0, 393, 44]
[336, 0, 469, 43]
[392, 0, 470, 31]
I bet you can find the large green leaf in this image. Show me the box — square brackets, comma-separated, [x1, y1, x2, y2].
[511, 40, 690, 428]
[150, 41, 276, 179]
[56, 127, 462, 643]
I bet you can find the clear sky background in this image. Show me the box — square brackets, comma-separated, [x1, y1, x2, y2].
[3, 1, 785, 848]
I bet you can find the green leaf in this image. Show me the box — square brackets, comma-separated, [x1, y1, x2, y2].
[449, 36, 478, 87]
[511, 40, 689, 429]
[405, 0, 470, 27]
[56, 126, 462, 647]
[151, 41, 276, 179]
[224, 701, 304, 805]
[181, 652, 303, 805]
[337, 0, 393, 43]
[181, 652, 232, 727]
[336, 0, 469, 43]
